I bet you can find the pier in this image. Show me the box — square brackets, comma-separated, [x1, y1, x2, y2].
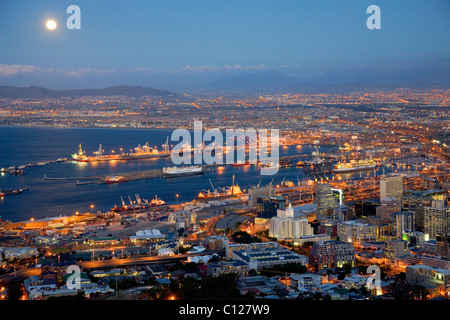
[43, 154, 320, 185]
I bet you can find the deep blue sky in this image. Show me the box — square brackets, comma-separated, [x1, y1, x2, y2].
[0, 0, 449, 90]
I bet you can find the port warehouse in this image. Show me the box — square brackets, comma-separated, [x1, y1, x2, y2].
[0, 213, 97, 230]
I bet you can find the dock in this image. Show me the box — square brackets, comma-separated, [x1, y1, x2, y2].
[43, 154, 328, 185]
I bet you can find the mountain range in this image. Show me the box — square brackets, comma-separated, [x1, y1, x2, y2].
[194, 64, 450, 93]
[0, 85, 172, 99]
[1, 62, 449, 97]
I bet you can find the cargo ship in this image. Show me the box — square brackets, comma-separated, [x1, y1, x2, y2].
[111, 194, 166, 212]
[196, 176, 243, 199]
[163, 166, 204, 178]
[120, 142, 170, 160]
[105, 176, 129, 184]
[72, 140, 170, 163]
[333, 159, 376, 173]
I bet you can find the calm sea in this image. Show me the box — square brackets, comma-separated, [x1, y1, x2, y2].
[0, 126, 385, 222]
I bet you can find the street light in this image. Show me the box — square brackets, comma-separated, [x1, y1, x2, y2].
[90, 204, 94, 214]
[176, 194, 179, 205]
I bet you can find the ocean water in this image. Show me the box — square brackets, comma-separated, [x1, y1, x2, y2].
[0, 126, 380, 222]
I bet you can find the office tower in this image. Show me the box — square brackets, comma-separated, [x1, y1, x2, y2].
[257, 196, 285, 218]
[316, 183, 339, 219]
[355, 199, 380, 218]
[380, 174, 403, 202]
[424, 200, 450, 240]
[393, 211, 415, 239]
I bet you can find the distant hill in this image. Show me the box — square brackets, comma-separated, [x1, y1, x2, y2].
[201, 69, 305, 93]
[0, 85, 173, 98]
[196, 64, 450, 93]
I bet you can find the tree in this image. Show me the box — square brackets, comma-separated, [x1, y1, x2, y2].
[7, 280, 22, 301]
[260, 263, 307, 276]
[231, 231, 253, 244]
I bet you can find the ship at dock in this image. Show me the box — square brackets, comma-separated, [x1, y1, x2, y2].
[196, 176, 243, 200]
[105, 176, 129, 184]
[333, 158, 376, 173]
[111, 194, 166, 212]
[162, 166, 204, 178]
[120, 139, 170, 160]
[71, 138, 170, 163]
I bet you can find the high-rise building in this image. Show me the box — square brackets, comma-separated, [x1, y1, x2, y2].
[424, 200, 450, 240]
[316, 183, 339, 219]
[402, 189, 447, 231]
[436, 234, 450, 259]
[354, 199, 380, 218]
[380, 174, 403, 202]
[309, 240, 356, 272]
[393, 211, 415, 239]
[256, 196, 285, 219]
[377, 197, 401, 220]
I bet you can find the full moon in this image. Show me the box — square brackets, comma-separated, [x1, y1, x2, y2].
[46, 20, 57, 30]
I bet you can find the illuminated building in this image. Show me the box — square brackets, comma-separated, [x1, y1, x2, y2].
[378, 197, 401, 220]
[337, 220, 378, 244]
[436, 234, 450, 259]
[401, 229, 429, 249]
[207, 260, 248, 277]
[316, 183, 339, 219]
[424, 200, 450, 240]
[380, 174, 403, 202]
[309, 240, 356, 272]
[420, 255, 450, 271]
[248, 185, 275, 207]
[232, 245, 308, 271]
[403, 189, 446, 231]
[354, 199, 380, 218]
[269, 203, 314, 240]
[168, 210, 196, 231]
[290, 273, 322, 291]
[406, 265, 450, 291]
[257, 196, 285, 218]
[384, 239, 410, 266]
[393, 211, 415, 239]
